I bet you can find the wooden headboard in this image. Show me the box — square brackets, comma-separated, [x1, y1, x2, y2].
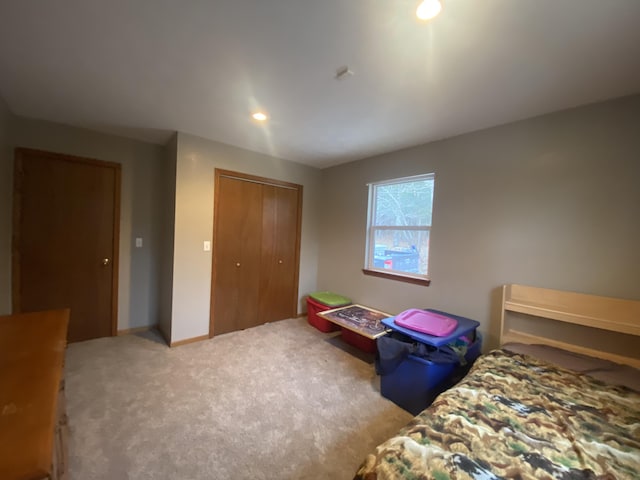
[500, 284, 640, 368]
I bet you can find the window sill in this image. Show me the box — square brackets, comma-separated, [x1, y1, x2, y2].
[362, 269, 431, 286]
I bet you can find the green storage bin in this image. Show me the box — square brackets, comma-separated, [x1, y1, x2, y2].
[308, 291, 351, 307]
[307, 291, 352, 332]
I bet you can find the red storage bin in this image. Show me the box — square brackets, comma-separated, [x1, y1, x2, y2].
[307, 297, 340, 332]
[340, 328, 377, 353]
[306, 292, 351, 332]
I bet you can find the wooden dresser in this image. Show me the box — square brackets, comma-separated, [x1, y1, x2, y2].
[0, 309, 70, 480]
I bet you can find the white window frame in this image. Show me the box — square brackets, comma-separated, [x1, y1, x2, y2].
[363, 173, 434, 285]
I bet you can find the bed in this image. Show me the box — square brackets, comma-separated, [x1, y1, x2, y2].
[354, 285, 640, 479]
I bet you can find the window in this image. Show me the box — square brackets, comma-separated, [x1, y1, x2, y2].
[363, 173, 434, 285]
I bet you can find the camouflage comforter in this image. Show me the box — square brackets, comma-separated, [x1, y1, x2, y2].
[355, 349, 640, 479]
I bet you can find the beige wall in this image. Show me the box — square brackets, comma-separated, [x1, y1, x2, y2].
[170, 132, 322, 343]
[7, 116, 166, 331]
[318, 95, 640, 349]
[0, 97, 12, 314]
[4, 95, 637, 348]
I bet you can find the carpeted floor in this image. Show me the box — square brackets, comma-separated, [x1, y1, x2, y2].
[65, 317, 413, 479]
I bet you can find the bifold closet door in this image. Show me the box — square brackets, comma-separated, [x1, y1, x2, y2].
[258, 184, 299, 324]
[212, 176, 262, 335]
[211, 170, 302, 337]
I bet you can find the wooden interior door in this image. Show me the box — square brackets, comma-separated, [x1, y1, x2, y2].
[211, 175, 263, 335]
[12, 148, 120, 343]
[259, 184, 300, 324]
[210, 170, 302, 336]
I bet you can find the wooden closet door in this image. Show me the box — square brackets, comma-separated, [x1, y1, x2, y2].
[259, 185, 300, 324]
[211, 176, 263, 335]
[211, 170, 302, 337]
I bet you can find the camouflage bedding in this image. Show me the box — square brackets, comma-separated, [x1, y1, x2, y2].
[355, 349, 640, 480]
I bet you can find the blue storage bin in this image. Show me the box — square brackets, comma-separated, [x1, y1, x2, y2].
[380, 333, 482, 415]
[381, 309, 480, 346]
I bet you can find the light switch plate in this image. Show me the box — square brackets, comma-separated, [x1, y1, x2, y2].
[135, 237, 143, 248]
[204, 241, 211, 251]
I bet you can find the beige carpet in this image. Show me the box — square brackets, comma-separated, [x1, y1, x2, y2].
[65, 317, 413, 479]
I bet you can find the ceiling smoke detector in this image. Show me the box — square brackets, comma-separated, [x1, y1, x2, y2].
[335, 66, 354, 80]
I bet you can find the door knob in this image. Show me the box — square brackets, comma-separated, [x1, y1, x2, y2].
[236, 262, 241, 267]
[102, 258, 110, 266]
[278, 260, 283, 264]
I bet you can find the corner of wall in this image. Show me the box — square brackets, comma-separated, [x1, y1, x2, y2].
[0, 95, 14, 314]
[158, 133, 178, 342]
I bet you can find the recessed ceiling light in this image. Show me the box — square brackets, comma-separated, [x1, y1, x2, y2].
[416, 0, 442, 20]
[252, 112, 268, 121]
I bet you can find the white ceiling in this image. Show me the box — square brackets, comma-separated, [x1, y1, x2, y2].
[1, 0, 639, 168]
